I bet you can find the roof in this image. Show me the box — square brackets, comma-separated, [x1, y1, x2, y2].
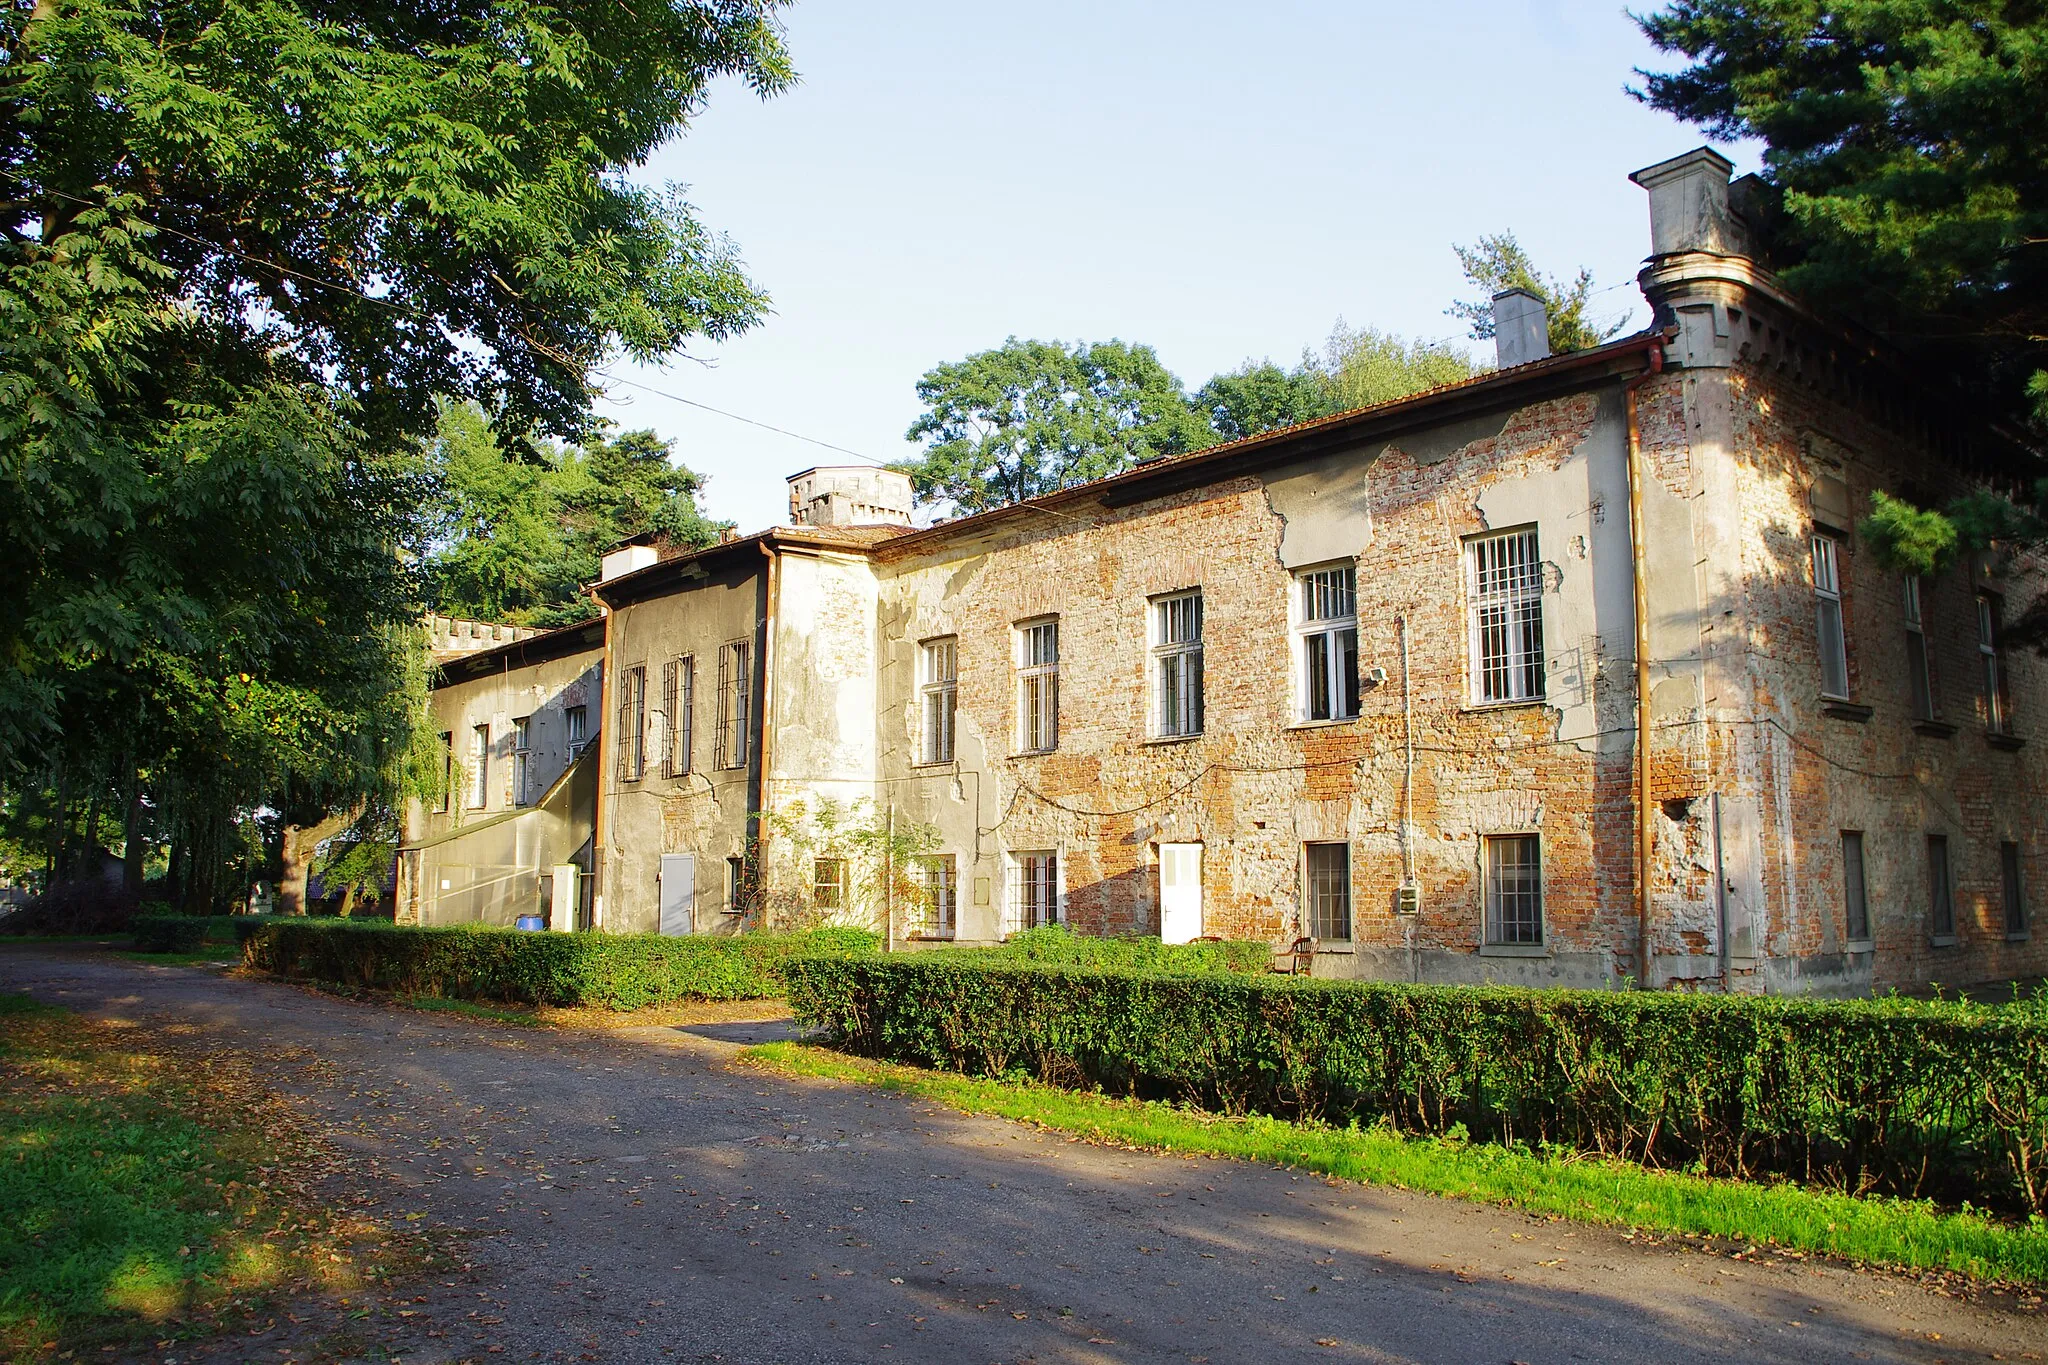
[589, 523, 913, 607]
[432, 616, 606, 688]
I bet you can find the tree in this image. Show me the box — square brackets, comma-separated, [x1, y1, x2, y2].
[1314, 322, 1484, 411]
[902, 339, 1217, 511]
[1449, 233, 1628, 355]
[1193, 362, 1330, 442]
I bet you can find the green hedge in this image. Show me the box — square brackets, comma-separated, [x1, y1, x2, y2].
[782, 956, 2048, 1216]
[129, 915, 211, 953]
[951, 925, 1270, 975]
[240, 918, 877, 1010]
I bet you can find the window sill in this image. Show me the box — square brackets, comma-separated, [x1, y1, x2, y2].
[2007, 930, 2033, 943]
[1460, 698, 1549, 716]
[1479, 942, 1549, 958]
[1928, 934, 1960, 949]
[905, 932, 957, 942]
[1911, 719, 1957, 738]
[1844, 938, 1874, 954]
[1283, 718, 1363, 733]
[1010, 748, 1058, 759]
[1820, 700, 1873, 722]
[910, 758, 956, 770]
[1313, 941, 1354, 954]
[1141, 733, 1203, 747]
[1987, 731, 2027, 751]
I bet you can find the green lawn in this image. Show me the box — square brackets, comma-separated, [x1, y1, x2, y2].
[740, 1040, 2048, 1287]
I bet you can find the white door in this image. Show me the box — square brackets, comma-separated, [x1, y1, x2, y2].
[658, 854, 696, 935]
[1159, 843, 1203, 944]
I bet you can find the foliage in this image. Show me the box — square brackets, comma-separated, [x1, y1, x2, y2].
[901, 338, 1218, 511]
[1448, 232, 1627, 355]
[240, 919, 879, 1010]
[745, 1041, 2048, 1285]
[1313, 322, 1484, 411]
[1859, 488, 1967, 577]
[951, 924, 1271, 975]
[1190, 361, 1330, 442]
[782, 957, 2048, 1216]
[753, 797, 940, 934]
[129, 914, 210, 954]
[423, 403, 731, 627]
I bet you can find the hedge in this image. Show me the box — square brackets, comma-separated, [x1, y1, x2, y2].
[951, 925, 1271, 975]
[240, 918, 877, 1010]
[129, 915, 212, 953]
[782, 955, 2048, 1217]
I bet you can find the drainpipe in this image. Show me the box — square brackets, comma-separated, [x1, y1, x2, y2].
[592, 591, 614, 931]
[1625, 339, 1666, 988]
[756, 540, 780, 931]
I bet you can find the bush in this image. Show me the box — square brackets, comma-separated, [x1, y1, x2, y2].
[240, 919, 878, 1010]
[129, 915, 211, 953]
[968, 925, 1270, 975]
[782, 956, 2048, 1216]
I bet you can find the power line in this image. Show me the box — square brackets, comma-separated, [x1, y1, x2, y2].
[594, 368, 890, 467]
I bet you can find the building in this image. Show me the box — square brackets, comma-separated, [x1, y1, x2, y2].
[405, 147, 2047, 996]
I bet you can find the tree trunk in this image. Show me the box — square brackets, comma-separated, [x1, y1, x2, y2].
[122, 774, 146, 898]
[277, 811, 351, 916]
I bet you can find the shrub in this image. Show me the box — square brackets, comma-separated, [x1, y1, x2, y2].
[129, 915, 211, 953]
[240, 919, 878, 1010]
[969, 925, 1270, 975]
[782, 956, 2048, 1217]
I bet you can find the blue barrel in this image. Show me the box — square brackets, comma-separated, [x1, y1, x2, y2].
[515, 915, 546, 932]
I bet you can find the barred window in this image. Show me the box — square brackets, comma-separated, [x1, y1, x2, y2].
[512, 716, 531, 807]
[1979, 593, 2011, 734]
[663, 655, 695, 777]
[468, 723, 490, 809]
[917, 855, 957, 938]
[1842, 831, 1869, 942]
[726, 856, 747, 916]
[617, 666, 646, 782]
[920, 638, 957, 765]
[1813, 535, 1849, 701]
[716, 641, 752, 770]
[1152, 591, 1204, 738]
[1304, 842, 1351, 941]
[1296, 565, 1358, 722]
[436, 731, 452, 813]
[1928, 834, 1955, 940]
[1484, 834, 1543, 947]
[1903, 577, 1935, 721]
[1005, 851, 1059, 934]
[1017, 619, 1059, 754]
[813, 858, 847, 912]
[1468, 529, 1545, 704]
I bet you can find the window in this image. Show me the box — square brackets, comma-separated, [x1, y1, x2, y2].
[467, 723, 490, 809]
[436, 732, 452, 812]
[917, 855, 957, 938]
[2003, 841, 2028, 937]
[920, 638, 957, 765]
[565, 705, 588, 752]
[1903, 577, 1935, 720]
[1017, 619, 1059, 753]
[1152, 591, 1204, 738]
[1468, 530, 1545, 704]
[1928, 835, 1955, 940]
[1006, 851, 1059, 933]
[813, 858, 847, 912]
[618, 665, 647, 781]
[1304, 842, 1352, 940]
[716, 640, 752, 770]
[726, 856, 747, 916]
[663, 656, 694, 777]
[1842, 831, 1869, 942]
[1979, 593, 2011, 734]
[1485, 834, 1544, 947]
[512, 716, 532, 807]
[1813, 534, 1849, 700]
[1296, 565, 1359, 721]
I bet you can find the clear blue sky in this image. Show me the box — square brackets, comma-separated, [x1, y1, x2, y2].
[593, 0, 1749, 531]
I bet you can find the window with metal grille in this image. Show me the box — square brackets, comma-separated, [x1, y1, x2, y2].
[716, 641, 752, 770]
[1296, 565, 1359, 722]
[813, 858, 847, 912]
[1928, 834, 1955, 939]
[1842, 831, 1869, 941]
[468, 723, 490, 809]
[1017, 620, 1059, 754]
[1151, 591, 1204, 738]
[663, 656, 694, 777]
[1979, 593, 2011, 734]
[920, 638, 957, 764]
[1468, 529, 1545, 704]
[2003, 841, 2028, 937]
[617, 666, 646, 781]
[726, 856, 747, 916]
[436, 732, 452, 812]
[1005, 851, 1058, 933]
[1903, 577, 1935, 720]
[512, 716, 531, 807]
[1485, 834, 1543, 946]
[1304, 842, 1352, 940]
[917, 855, 957, 938]
[1813, 535, 1849, 700]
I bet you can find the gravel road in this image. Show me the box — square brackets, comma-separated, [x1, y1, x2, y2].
[3, 947, 2043, 1365]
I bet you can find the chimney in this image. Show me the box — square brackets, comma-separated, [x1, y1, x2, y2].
[1629, 146, 1740, 258]
[598, 543, 659, 583]
[1492, 288, 1550, 369]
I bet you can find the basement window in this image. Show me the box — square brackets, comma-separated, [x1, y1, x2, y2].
[2003, 841, 2028, 938]
[1842, 831, 1869, 943]
[1484, 834, 1544, 948]
[1005, 851, 1059, 934]
[1928, 834, 1956, 943]
[1304, 842, 1352, 941]
[813, 858, 847, 912]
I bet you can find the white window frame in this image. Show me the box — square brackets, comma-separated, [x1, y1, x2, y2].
[1004, 850, 1060, 934]
[1813, 534, 1850, 701]
[1151, 590, 1204, 738]
[1303, 841, 1352, 941]
[1294, 563, 1359, 722]
[1467, 528, 1545, 705]
[1016, 619, 1059, 754]
[1979, 592, 2011, 734]
[919, 637, 957, 765]
[917, 854, 957, 939]
[512, 716, 531, 807]
[467, 723, 490, 810]
[1483, 833, 1544, 948]
[565, 705, 588, 754]
[812, 857, 847, 912]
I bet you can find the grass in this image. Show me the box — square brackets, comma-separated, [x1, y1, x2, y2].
[0, 992, 441, 1359]
[739, 1039, 2048, 1288]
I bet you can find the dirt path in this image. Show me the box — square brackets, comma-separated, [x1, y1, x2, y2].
[4, 947, 2043, 1365]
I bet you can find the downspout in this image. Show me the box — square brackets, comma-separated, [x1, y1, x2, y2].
[1625, 339, 1666, 988]
[755, 540, 780, 931]
[592, 589, 614, 930]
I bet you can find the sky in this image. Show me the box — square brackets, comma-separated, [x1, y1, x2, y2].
[593, 0, 1753, 532]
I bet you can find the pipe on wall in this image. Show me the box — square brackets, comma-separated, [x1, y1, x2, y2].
[1624, 338, 1667, 988]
